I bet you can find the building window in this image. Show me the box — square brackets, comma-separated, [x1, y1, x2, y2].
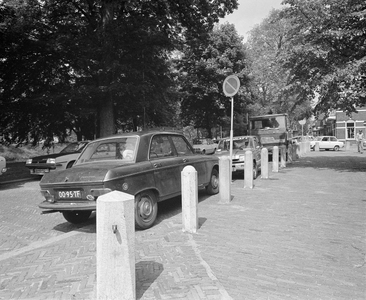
[346, 121, 355, 139]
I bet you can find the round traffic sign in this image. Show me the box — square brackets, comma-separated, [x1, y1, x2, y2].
[299, 119, 306, 125]
[223, 75, 240, 97]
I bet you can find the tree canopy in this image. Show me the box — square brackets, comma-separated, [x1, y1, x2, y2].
[179, 23, 249, 137]
[0, 0, 238, 145]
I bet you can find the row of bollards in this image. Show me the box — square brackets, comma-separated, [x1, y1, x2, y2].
[95, 143, 305, 299]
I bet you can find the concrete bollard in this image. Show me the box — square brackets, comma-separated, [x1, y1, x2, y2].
[315, 141, 320, 151]
[295, 143, 300, 158]
[97, 191, 135, 300]
[280, 146, 286, 168]
[299, 142, 305, 157]
[287, 144, 293, 164]
[306, 141, 310, 153]
[244, 150, 253, 189]
[181, 165, 198, 233]
[219, 156, 231, 203]
[261, 148, 269, 179]
[345, 141, 350, 151]
[272, 146, 279, 172]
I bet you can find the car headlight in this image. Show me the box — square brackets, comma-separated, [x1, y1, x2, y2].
[46, 158, 56, 164]
[239, 155, 245, 161]
[26, 159, 32, 164]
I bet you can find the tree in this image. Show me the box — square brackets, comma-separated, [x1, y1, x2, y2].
[179, 23, 249, 137]
[0, 0, 239, 145]
[281, 0, 366, 115]
[246, 9, 314, 126]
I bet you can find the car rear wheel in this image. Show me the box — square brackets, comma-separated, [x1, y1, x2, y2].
[135, 190, 158, 230]
[206, 168, 219, 195]
[334, 145, 340, 151]
[62, 211, 92, 224]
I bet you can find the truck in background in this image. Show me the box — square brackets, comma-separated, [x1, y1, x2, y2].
[248, 113, 292, 156]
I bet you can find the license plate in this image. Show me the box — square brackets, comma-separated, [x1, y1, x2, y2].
[57, 190, 82, 199]
[33, 169, 45, 174]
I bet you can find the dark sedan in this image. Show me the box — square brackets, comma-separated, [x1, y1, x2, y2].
[39, 131, 219, 229]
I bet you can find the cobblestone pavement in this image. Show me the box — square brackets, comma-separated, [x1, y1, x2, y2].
[0, 150, 365, 299]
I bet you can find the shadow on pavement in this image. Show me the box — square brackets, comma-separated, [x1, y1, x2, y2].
[289, 153, 366, 172]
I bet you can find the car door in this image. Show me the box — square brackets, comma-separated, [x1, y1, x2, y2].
[149, 134, 182, 200]
[170, 135, 209, 187]
[320, 136, 330, 149]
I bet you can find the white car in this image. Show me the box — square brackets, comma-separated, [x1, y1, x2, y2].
[192, 138, 217, 154]
[0, 156, 6, 175]
[310, 136, 344, 151]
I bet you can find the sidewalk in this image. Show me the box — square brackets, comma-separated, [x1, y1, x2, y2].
[0, 150, 365, 299]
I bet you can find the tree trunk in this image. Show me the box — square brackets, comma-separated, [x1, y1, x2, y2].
[98, 0, 118, 138]
[99, 94, 115, 137]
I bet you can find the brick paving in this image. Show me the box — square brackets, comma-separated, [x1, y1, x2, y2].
[0, 150, 365, 299]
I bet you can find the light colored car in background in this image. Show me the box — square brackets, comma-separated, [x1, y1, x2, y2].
[192, 138, 217, 154]
[310, 136, 344, 151]
[25, 141, 89, 176]
[214, 135, 262, 178]
[0, 156, 6, 175]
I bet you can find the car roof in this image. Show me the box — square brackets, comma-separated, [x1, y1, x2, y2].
[90, 131, 183, 142]
[220, 135, 257, 141]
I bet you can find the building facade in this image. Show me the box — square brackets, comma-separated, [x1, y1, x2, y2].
[336, 107, 366, 143]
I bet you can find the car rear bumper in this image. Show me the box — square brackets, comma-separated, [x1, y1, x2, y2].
[39, 200, 96, 211]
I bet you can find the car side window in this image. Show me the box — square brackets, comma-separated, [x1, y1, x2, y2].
[171, 136, 194, 156]
[149, 135, 174, 159]
[322, 137, 329, 141]
[330, 137, 336, 142]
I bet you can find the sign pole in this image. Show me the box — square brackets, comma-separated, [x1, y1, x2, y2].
[222, 75, 240, 183]
[230, 97, 234, 178]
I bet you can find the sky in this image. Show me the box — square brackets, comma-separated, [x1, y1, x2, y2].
[220, 0, 286, 40]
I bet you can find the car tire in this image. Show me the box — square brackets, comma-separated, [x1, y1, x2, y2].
[135, 190, 158, 230]
[334, 145, 340, 151]
[62, 211, 92, 224]
[206, 168, 219, 195]
[202, 149, 206, 155]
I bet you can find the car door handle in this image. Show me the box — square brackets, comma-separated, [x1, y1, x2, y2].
[153, 163, 162, 168]
[182, 159, 188, 163]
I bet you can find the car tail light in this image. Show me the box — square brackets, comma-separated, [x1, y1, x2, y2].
[41, 190, 55, 203]
[26, 159, 32, 164]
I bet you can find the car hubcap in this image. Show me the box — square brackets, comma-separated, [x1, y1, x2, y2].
[211, 175, 218, 188]
[138, 197, 153, 220]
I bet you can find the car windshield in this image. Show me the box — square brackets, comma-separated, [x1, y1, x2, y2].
[315, 137, 322, 141]
[75, 137, 138, 165]
[218, 138, 250, 151]
[60, 142, 87, 153]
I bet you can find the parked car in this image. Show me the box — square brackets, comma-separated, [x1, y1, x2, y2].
[0, 156, 6, 175]
[25, 141, 89, 176]
[214, 135, 262, 178]
[192, 138, 217, 154]
[291, 136, 314, 144]
[38, 131, 219, 229]
[310, 136, 344, 151]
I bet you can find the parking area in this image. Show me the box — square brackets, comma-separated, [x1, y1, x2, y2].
[0, 150, 365, 299]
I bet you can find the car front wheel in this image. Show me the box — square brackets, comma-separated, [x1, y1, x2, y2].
[334, 145, 340, 151]
[206, 168, 219, 195]
[135, 190, 158, 230]
[62, 211, 92, 224]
